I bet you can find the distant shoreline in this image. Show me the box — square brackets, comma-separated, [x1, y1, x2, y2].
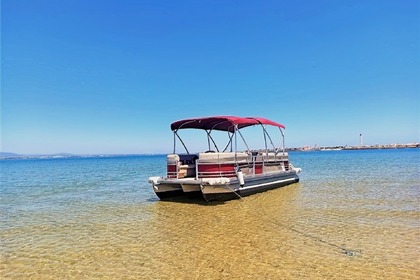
[287, 143, 420, 152]
[0, 153, 164, 160]
[1, 143, 418, 160]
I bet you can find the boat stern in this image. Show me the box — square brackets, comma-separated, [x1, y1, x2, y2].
[148, 176, 185, 199]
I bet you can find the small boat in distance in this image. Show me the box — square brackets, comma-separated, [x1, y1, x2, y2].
[148, 116, 301, 202]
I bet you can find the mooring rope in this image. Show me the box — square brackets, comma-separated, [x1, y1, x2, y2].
[233, 190, 361, 257]
[225, 183, 244, 200]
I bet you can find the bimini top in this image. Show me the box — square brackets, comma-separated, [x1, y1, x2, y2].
[170, 116, 285, 132]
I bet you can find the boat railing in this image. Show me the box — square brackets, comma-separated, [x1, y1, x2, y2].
[168, 151, 291, 180]
[196, 152, 249, 178]
[259, 152, 290, 172]
[196, 151, 290, 178]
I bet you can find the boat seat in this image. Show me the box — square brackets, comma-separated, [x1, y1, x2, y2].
[179, 154, 198, 164]
[167, 154, 180, 164]
[261, 152, 288, 161]
[167, 154, 196, 178]
[198, 152, 250, 163]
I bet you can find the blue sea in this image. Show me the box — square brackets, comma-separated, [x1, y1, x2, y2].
[1, 149, 419, 279]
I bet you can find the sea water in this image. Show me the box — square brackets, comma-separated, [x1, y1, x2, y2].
[1, 149, 419, 279]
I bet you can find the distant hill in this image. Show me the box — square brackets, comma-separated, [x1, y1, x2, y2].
[0, 152, 23, 158]
[0, 153, 163, 160]
[0, 152, 77, 159]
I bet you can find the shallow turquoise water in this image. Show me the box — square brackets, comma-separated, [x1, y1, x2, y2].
[1, 149, 419, 279]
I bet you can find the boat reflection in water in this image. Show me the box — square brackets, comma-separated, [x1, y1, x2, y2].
[149, 116, 301, 202]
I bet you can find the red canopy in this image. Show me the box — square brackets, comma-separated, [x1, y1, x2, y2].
[170, 116, 285, 132]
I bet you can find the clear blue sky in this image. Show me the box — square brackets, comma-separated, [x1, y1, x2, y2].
[2, 0, 419, 154]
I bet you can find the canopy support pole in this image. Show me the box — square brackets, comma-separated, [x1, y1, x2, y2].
[279, 128, 285, 154]
[206, 130, 220, 152]
[174, 131, 189, 154]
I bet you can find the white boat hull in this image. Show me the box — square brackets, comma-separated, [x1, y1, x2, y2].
[149, 170, 299, 202]
[201, 171, 299, 202]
